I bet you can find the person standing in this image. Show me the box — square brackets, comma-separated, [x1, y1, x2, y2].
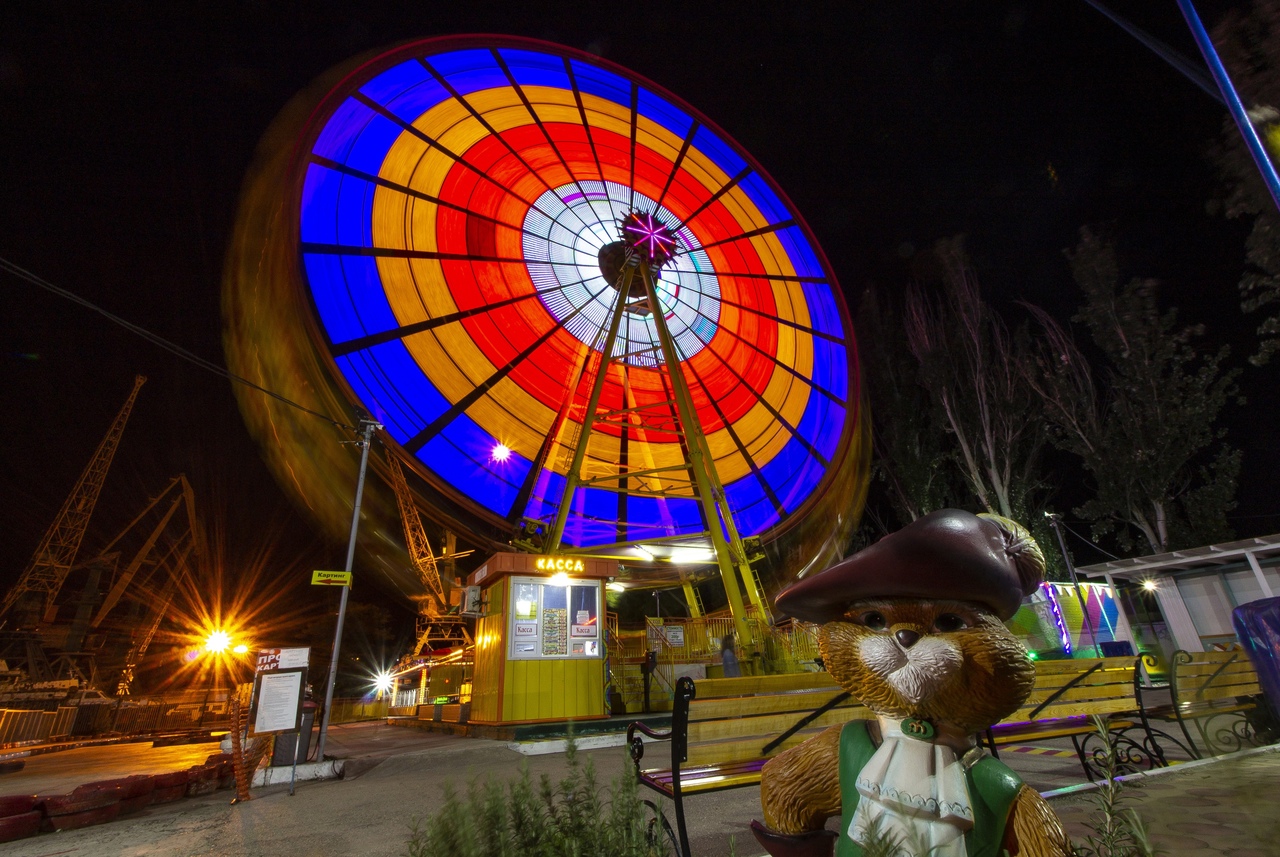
[720, 633, 742, 677]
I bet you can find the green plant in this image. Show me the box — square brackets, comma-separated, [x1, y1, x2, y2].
[407, 734, 663, 857]
[1073, 716, 1159, 857]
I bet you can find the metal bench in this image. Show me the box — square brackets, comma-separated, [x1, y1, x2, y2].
[626, 672, 870, 857]
[1136, 648, 1273, 758]
[983, 655, 1170, 779]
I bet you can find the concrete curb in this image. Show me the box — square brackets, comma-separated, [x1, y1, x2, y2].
[1040, 741, 1280, 799]
[252, 759, 345, 787]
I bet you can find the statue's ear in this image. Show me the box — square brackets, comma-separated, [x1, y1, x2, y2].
[977, 513, 1045, 596]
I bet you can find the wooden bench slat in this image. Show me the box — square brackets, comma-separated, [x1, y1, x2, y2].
[693, 673, 837, 698]
[683, 729, 828, 767]
[990, 717, 1136, 744]
[1022, 683, 1136, 707]
[690, 689, 856, 720]
[1029, 668, 1134, 688]
[1008, 697, 1137, 723]
[687, 704, 870, 745]
[1182, 680, 1264, 700]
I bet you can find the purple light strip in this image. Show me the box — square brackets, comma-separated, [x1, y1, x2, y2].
[1042, 581, 1072, 656]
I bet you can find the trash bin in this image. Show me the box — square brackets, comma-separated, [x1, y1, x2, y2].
[269, 700, 317, 766]
[1233, 597, 1280, 717]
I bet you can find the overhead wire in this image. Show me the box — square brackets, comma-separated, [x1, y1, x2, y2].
[0, 255, 357, 432]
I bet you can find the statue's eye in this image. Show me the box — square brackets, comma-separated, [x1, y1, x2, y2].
[933, 613, 967, 633]
[860, 611, 887, 631]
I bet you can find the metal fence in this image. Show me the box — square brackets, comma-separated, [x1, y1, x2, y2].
[0, 688, 236, 748]
[325, 697, 390, 724]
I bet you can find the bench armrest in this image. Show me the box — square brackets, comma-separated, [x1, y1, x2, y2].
[626, 721, 673, 767]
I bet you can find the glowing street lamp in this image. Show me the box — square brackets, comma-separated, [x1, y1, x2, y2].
[205, 630, 232, 654]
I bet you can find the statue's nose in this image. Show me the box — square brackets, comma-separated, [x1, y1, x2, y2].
[895, 629, 920, 648]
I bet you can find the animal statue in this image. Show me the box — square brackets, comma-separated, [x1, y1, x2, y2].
[751, 509, 1072, 857]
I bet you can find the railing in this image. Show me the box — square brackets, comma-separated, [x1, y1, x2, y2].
[0, 688, 237, 748]
[325, 697, 390, 724]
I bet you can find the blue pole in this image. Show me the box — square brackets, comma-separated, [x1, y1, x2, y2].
[1177, 0, 1280, 212]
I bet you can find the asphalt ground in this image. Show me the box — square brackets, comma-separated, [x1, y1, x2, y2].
[0, 720, 1273, 856]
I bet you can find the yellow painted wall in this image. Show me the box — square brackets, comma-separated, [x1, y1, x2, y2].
[469, 576, 607, 724]
[501, 655, 605, 722]
[470, 581, 507, 723]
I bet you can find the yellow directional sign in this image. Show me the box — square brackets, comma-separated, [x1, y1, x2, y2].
[311, 570, 352, 587]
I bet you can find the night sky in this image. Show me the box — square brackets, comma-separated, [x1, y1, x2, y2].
[2, 1, 1274, 628]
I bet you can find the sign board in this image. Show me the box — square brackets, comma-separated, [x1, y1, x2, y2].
[248, 667, 306, 735]
[646, 622, 684, 648]
[311, 569, 352, 587]
[256, 647, 310, 673]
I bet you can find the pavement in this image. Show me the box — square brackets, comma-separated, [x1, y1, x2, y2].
[0, 718, 1275, 856]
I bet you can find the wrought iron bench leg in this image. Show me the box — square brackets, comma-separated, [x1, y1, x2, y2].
[641, 799, 681, 857]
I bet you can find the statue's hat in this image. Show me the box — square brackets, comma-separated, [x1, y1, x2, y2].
[774, 509, 1044, 623]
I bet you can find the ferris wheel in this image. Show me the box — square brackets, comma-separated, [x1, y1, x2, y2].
[256, 36, 865, 624]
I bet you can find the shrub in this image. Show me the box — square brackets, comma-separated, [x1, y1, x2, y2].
[1072, 716, 1159, 857]
[407, 736, 663, 857]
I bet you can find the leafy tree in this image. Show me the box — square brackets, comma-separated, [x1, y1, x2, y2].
[1209, 1, 1280, 365]
[903, 237, 1050, 524]
[1025, 229, 1242, 554]
[856, 287, 966, 530]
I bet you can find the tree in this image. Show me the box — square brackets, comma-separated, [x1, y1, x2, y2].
[1025, 229, 1242, 554]
[1210, 1, 1280, 365]
[903, 238, 1050, 524]
[856, 287, 966, 530]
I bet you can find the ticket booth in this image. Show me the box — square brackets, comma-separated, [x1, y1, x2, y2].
[467, 552, 617, 725]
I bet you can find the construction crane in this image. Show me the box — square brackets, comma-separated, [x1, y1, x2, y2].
[1, 375, 146, 624]
[385, 454, 472, 654]
[24, 475, 202, 688]
[115, 541, 193, 696]
[89, 475, 200, 630]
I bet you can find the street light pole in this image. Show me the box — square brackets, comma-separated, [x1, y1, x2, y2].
[314, 418, 379, 762]
[1047, 513, 1101, 657]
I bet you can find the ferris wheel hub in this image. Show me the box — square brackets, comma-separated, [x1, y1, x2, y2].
[597, 241, 652, 315]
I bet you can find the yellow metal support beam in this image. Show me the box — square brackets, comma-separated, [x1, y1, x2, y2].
[638, 265, 759, 648]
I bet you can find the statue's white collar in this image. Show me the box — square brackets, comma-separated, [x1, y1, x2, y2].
[849, 721, 984, 856]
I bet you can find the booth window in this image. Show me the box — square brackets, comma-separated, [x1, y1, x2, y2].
[507, 576, 601, 660]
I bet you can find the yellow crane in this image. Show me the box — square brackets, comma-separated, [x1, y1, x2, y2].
[384, 454, 472, 655]
[1, 375, 146, 624]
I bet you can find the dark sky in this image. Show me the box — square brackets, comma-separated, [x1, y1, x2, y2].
[2, 0, 1274, 622]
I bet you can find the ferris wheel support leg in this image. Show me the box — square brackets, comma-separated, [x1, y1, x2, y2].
[638, 266, 759, 651]
[544, 282, 630, 555]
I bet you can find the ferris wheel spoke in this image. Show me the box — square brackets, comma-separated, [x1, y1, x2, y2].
[627, 79, 639, 214]
[562, 56, 608, 186]
[308, 154, 593, 260]
[329, 278, 597, 357]
[674, 165, 752, 233]
[402, 278, 618, 454]
[351, 90, 575, 235]
[653, 119, 700, 214]
[694, 219, 797, 251]
[492, 49, 614, 242]
[714, 293, 845, 345]
[418, 59, 597, 238]
[300, 243, 528, 264]
[658, 286, 844, 405]
[677, 354, 788, 517]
